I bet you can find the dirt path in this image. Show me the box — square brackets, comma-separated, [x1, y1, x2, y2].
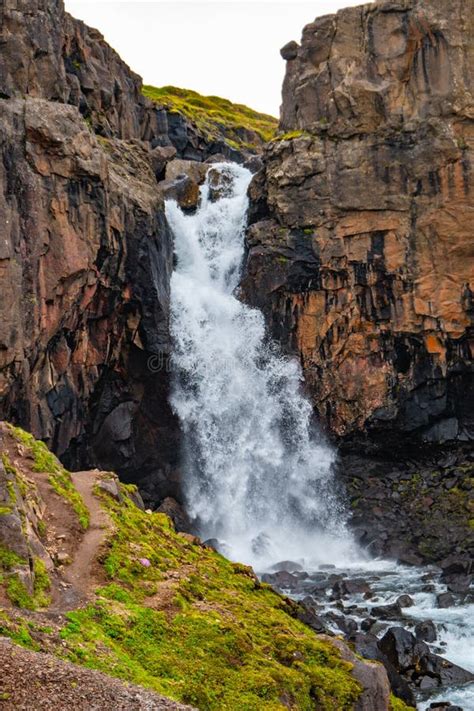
[60, 471, 111, 604]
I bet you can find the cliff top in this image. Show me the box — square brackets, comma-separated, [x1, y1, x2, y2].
[143, 85, 278, 151]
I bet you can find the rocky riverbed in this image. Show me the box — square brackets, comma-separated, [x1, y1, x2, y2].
[261, 557, 474, 710]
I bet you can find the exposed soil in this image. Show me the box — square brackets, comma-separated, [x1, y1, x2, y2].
[0, 637, 195, 710]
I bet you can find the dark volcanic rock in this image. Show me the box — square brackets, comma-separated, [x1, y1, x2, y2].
[436, 592, 456, 608]
[241, 0, 474, 566]
[415, 620, 437, 643]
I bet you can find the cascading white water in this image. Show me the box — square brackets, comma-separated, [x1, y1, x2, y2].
[166, 163, 357, 568]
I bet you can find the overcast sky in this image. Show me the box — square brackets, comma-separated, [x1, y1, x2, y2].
[65, 1, 365, 117]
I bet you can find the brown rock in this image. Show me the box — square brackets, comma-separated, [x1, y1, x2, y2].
[242, 0, 474, 447]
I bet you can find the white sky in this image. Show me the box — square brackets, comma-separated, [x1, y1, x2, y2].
[65, 1, 365, 117]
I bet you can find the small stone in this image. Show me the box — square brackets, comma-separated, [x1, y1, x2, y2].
[280, 40, 299, 60]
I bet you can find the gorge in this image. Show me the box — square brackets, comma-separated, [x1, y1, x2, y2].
[0, 0, 473, 710]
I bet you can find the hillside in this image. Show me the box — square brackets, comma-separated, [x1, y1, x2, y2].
[0, 423, 402, 711]
[143, 85, 277, 152]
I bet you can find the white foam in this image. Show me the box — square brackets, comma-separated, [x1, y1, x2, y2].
[166, 163, 357, 569]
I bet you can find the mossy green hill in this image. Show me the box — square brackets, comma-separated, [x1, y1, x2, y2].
[0, 425, 412, 710]
[143, 85, 278, 151]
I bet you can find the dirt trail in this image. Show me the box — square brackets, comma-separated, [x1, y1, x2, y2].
[61, 471, 111, 603]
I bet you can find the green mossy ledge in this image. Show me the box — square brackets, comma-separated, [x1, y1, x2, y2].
[61, 492, 363, 710]
[0, 428, 412, 710]
[142, 85, 278, 151]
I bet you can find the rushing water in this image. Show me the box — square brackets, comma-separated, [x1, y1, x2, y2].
[166, 163, 357, 568]
[165, 163, 473, 709]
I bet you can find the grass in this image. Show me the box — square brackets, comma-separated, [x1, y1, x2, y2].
[0, 431, 414, 709]
[142, 85, 277, 150]
[56, 489, 364, 710]
[7, 425, 89, 530]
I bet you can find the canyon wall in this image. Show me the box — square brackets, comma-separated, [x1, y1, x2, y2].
[0, 0, 264, 504]
[243, 0, 473, 450]
[241, 0, 473, 562]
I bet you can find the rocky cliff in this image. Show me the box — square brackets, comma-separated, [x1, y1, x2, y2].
[243, 0, 473, 448]
[0, 0, 273, 507]
[241, 0, 473, 562]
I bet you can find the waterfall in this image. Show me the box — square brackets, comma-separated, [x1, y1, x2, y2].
[166, 162, 357, 568]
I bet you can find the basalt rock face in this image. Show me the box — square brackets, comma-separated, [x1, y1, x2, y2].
[0, 0, 245, 505]
[243, 0, 474, 449]
[241, 0, 474, 562]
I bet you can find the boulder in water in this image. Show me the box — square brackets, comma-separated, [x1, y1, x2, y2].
[332, 578, 371, 597]
[261, 570, 298, 590]
[396, 594, 414, 608]
[270, 560, 303, 573]
[415, 620, 437, 643]
[436, 592, 456, 608]
[371, 602, 403, 620]
[378, 627, 428, 673]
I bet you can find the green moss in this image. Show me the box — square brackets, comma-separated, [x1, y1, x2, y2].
[142, 85, 277, 150]
[389, 693, 415, 710]
[4, 557, 51, 610]
[272, 130, 307, 141]
[56, 490, 361, 710]
[7, 425, 89, 530]
[0, 545, 26, 571]
[0, 612, 37, 650]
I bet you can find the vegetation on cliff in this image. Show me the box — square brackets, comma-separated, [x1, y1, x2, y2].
[143, 85, 277, 150]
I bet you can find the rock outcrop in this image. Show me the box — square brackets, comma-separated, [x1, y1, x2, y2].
[0, 0, 268, 506]
[241, 0, 474, 561]
[243, 0, 473, 447]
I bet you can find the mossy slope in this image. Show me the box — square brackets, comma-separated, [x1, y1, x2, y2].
[0, 427, 411, 710]
[143, 85, 277, 151]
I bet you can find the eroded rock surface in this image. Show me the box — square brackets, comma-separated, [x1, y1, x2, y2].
[241, 0, 474, 563]
[0, 0, 259, 505]
[242, 0, 473, 445]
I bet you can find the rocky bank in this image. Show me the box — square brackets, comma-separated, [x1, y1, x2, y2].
[241, 0, 473, 563]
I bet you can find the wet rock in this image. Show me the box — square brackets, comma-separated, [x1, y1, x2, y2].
[361, 618, 376, 632]
[436, 592, 456, 608]
[270, 560, 303, 573]
[396, 595, 414, 608]
[415, 620, 437, 643]
[378, 627, 428, 673]
[443, 574, 472, 594]
[429, 703, 464, 710]
[243, 155, 263, 174]
[371, 602, 402, 620]
[418, 652, 474, 687]
[332, 578, 371, 598]
[261, 570, 298, 590]
[156, 498, 192, 533]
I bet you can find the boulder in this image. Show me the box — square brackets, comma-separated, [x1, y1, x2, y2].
[436, 592, 456, 608]
[280, 41, 299, 61]
[378, 627, 428, 673]
[332, 578, 371, 598]
[157, 498, 192, 533]
[415, 620, 437, 643]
